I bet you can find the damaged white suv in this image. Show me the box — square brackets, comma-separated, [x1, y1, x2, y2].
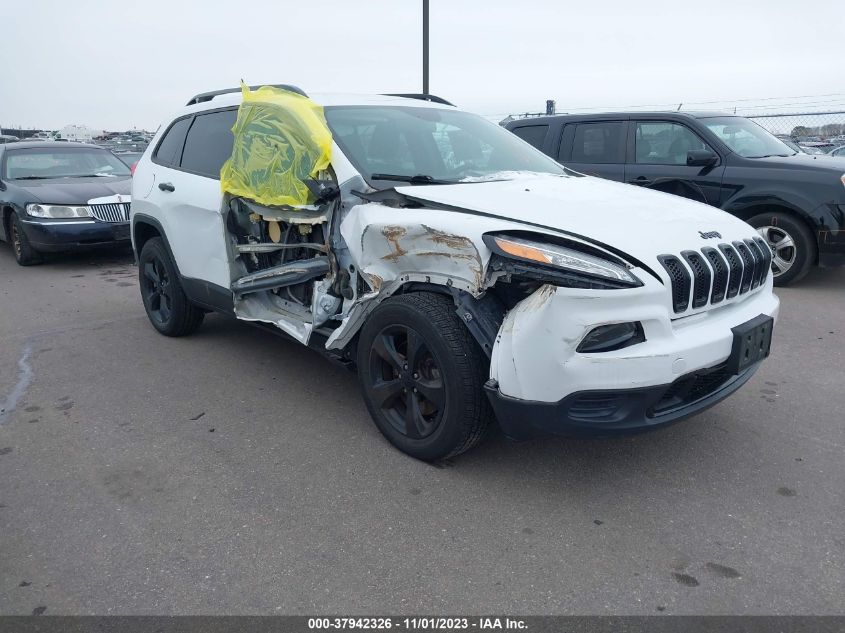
[131, 85, 779, 461]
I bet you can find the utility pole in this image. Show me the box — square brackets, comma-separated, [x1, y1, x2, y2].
[422, 0, 429, 94]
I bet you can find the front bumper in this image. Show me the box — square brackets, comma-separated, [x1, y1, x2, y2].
[485, 361, 760, 440]
[21, 218, 130, 252]
[487, 270, 779, 437]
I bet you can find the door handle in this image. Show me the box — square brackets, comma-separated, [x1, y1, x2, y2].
[632, 177, 654, 186]
[158, 182, 175, 192]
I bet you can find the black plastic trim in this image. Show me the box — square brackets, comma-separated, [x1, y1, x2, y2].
[681, 250, 712, 309]
[732, 240, 755, 293]
[484, 362, 761, 441]
[657, 254, 691, 312]
[718, 243, 743, 298]
[702, 246, 728, 304]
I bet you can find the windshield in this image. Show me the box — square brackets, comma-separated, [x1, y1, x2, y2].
[702, 117, 796, 158]
[324, 105, 566, 185]
[2, 147, 132, 179]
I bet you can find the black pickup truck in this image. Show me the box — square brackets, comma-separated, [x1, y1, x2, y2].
[506, 112, 845, 285]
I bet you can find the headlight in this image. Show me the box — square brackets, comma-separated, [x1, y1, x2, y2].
[26, 203, 92, 219]
[484, 233, 641, 288]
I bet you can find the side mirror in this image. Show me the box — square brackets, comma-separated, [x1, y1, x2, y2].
[687, 149, 718, 167]
[0, 180, 6, 191]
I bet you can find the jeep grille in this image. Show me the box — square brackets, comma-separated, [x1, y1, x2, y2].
[658, 239, 771, 315]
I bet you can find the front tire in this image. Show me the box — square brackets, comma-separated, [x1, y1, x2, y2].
[9, 212, 43, 266]
[748, 212, 815, 287]
[138, 237, 204, 336]
[356, 292, 492, 461]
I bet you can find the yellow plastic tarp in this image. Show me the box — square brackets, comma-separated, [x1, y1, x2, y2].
[220, 84, 332, 207]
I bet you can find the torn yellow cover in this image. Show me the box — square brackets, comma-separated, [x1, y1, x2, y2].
[221, 84, 332, 207]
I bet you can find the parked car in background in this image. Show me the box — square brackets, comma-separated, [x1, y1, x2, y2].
[130, 86, 778, 460]
[0, 141, 132, 265]
[113, 151, 143, 171]
[799, 141, 836, 154]
[507, 112, 845, 285]
[797, 145, 828, 155]
[828, 146, 845, 158]
[0, 134, 20, 144]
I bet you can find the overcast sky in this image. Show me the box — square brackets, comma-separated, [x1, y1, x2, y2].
[1, 0, 841, 131]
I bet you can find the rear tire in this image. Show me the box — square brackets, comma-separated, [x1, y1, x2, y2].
[9, 212, 43, 266]
[356, 292, 492, 461]
[138, 237, 204, 336]
[748, 212, 815, 287]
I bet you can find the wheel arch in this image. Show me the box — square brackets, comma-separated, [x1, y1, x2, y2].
[132, 214, 181, 274]
[1, 205, 15, 241]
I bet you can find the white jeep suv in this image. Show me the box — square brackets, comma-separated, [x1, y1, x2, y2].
[131, 86, 779, 461]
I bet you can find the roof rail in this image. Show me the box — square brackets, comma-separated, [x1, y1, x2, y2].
[383, 93, 455, 106]
[186, 84, 308, 106]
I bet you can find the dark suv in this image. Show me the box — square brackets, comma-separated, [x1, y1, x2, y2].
[507, 112, 845, 285]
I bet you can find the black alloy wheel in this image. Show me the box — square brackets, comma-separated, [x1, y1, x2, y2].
[138, 237, 204, 336]
[142, 255, 173, 326]
[368, 324, 447, 440]
[356, 292, 492, 461]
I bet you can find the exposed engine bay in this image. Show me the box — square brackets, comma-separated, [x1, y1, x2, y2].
[224, 178, 350, 343]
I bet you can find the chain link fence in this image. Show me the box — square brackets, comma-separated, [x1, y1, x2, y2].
[746, 111, 845, 147]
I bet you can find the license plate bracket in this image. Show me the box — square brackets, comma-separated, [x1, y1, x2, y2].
[727, 314, 774, 375]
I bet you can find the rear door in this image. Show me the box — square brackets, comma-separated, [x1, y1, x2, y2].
[146, 108, 237, 290]
[625, 120, 725, 206]
[557, 120, 627, 181]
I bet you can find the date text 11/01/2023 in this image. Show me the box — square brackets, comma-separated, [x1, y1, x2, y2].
[307, 617, 528, 630]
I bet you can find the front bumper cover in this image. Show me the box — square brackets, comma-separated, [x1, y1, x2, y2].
[21, 218, 130, 251]
[485, 360, 761, 440]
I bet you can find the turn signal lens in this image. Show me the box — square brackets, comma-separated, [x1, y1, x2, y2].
[494, 237, 553, 264]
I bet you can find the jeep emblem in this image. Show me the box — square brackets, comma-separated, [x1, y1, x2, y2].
[699, 230, 721, 239]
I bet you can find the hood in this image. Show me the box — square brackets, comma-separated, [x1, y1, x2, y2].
[395, 174, 757, 268]
[13, 176, 132, 205]
[745, 153, 845, 172]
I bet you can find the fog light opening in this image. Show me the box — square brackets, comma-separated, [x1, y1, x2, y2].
[577, 322, 645, 353]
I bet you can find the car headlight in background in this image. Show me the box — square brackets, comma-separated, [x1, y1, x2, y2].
[26, 203, 93, 219]
[484, 233, 642, 288]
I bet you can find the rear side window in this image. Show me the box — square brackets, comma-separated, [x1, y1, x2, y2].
[511, 125, 549, 150]
[153, 117, 191, 167]
[569, 122, 626, 164]
[180, 109, 238, 179]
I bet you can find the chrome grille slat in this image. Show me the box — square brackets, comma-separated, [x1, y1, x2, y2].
[90, 202, 130, 223]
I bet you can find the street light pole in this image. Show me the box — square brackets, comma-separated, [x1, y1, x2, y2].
[422, 0, 429, 94]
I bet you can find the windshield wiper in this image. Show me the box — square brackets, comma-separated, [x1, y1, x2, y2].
[12, 176, 54, 180]
[67, 174, 119, 178]
[369, 173, 455, 185]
